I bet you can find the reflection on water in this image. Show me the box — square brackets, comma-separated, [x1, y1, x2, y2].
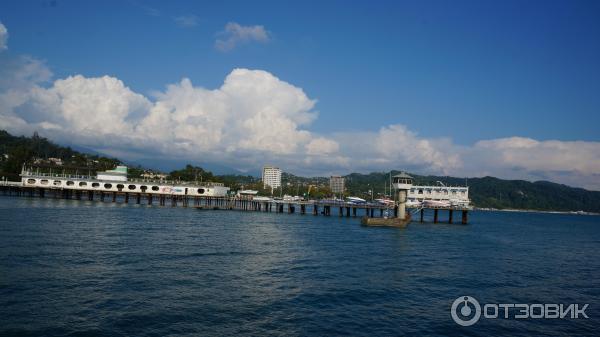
[1, 196, 598, 336]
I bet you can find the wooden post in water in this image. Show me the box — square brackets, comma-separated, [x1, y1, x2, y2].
[433, 209, 439, 223]
[448, 209, 453, 224]
[462, 210, 468, 224]
[420, 208, 424, 223]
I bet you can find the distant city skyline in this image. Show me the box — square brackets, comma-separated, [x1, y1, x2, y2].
[0, 1, 599, 189]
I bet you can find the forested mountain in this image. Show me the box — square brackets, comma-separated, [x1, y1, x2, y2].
[0, 130, 120, 180]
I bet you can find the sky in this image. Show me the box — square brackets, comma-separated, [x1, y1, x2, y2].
[0, 0, 599, 189]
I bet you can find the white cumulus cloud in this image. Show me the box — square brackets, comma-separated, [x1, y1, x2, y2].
[0, 22, 7, 51]
[215, 22, 270, 52]
[0, 53, 599, 190]
[138, 68, 319, 157]
[0, 62, 340, 171]
[462, 137, 600, 189]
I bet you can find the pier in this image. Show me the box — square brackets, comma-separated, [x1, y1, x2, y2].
[0, 182, 470, 224]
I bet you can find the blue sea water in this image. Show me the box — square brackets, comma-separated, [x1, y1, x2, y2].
[0, 196, 598, 336]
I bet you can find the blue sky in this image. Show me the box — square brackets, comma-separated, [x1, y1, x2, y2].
[0, 0, 599, 188]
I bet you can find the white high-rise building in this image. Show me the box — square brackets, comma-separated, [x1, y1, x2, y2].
[329, 176, 345, 195]
[262, 166, 282, 189]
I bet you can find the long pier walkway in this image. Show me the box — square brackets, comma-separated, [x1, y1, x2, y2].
[0, 184, 470, 224]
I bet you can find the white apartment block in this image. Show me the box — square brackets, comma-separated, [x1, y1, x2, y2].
[262, 166, 282, 189]
[329, 176, 345, 194]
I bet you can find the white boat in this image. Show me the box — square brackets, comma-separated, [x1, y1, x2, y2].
[375, 198, 395, 206]
[237, 190, 258, 196]
[406, 200, 423, 207]
[283, 195, 302, 201]
[252, 196, 273, 202]
[423, 200, 451, 208]
[346, 196, 367, 204]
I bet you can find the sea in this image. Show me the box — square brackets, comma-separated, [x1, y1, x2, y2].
[0, 196, 598, 336]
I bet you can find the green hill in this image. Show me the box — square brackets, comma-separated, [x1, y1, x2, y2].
[0, 130, 120, 181]
[1, 130, 599, 212]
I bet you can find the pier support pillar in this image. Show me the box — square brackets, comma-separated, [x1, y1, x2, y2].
[148, 195, 153, 205]
[289, 204, 295, 213]
[339, 207, 343, 216]
[448, 209, 453, 224]
[136, 193, 141, 204]
[352, 208, 357, 217]
[462, 210, 468, 224]
[124, 193, 129, 203]
[100, 192, 105, 202]
[313, 205, 318, 215]
[420, 208, 424, 223]
[433, 209, 439, 223]
[112, 192, 116, 202]
[301, 204, 306, 214]
[346, 207, 351, 217]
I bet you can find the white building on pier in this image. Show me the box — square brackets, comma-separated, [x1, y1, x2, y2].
[20, 166, 230, 197]
[408, 184, 470, 206]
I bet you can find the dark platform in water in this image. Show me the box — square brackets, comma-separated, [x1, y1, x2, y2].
[361, 215, 411, 228]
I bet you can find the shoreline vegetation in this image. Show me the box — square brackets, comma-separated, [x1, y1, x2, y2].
[474, 207, 599, 216]
[2, 130, 600, 214]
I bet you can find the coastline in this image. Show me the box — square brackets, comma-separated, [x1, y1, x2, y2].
[474, 207, 599, 216]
